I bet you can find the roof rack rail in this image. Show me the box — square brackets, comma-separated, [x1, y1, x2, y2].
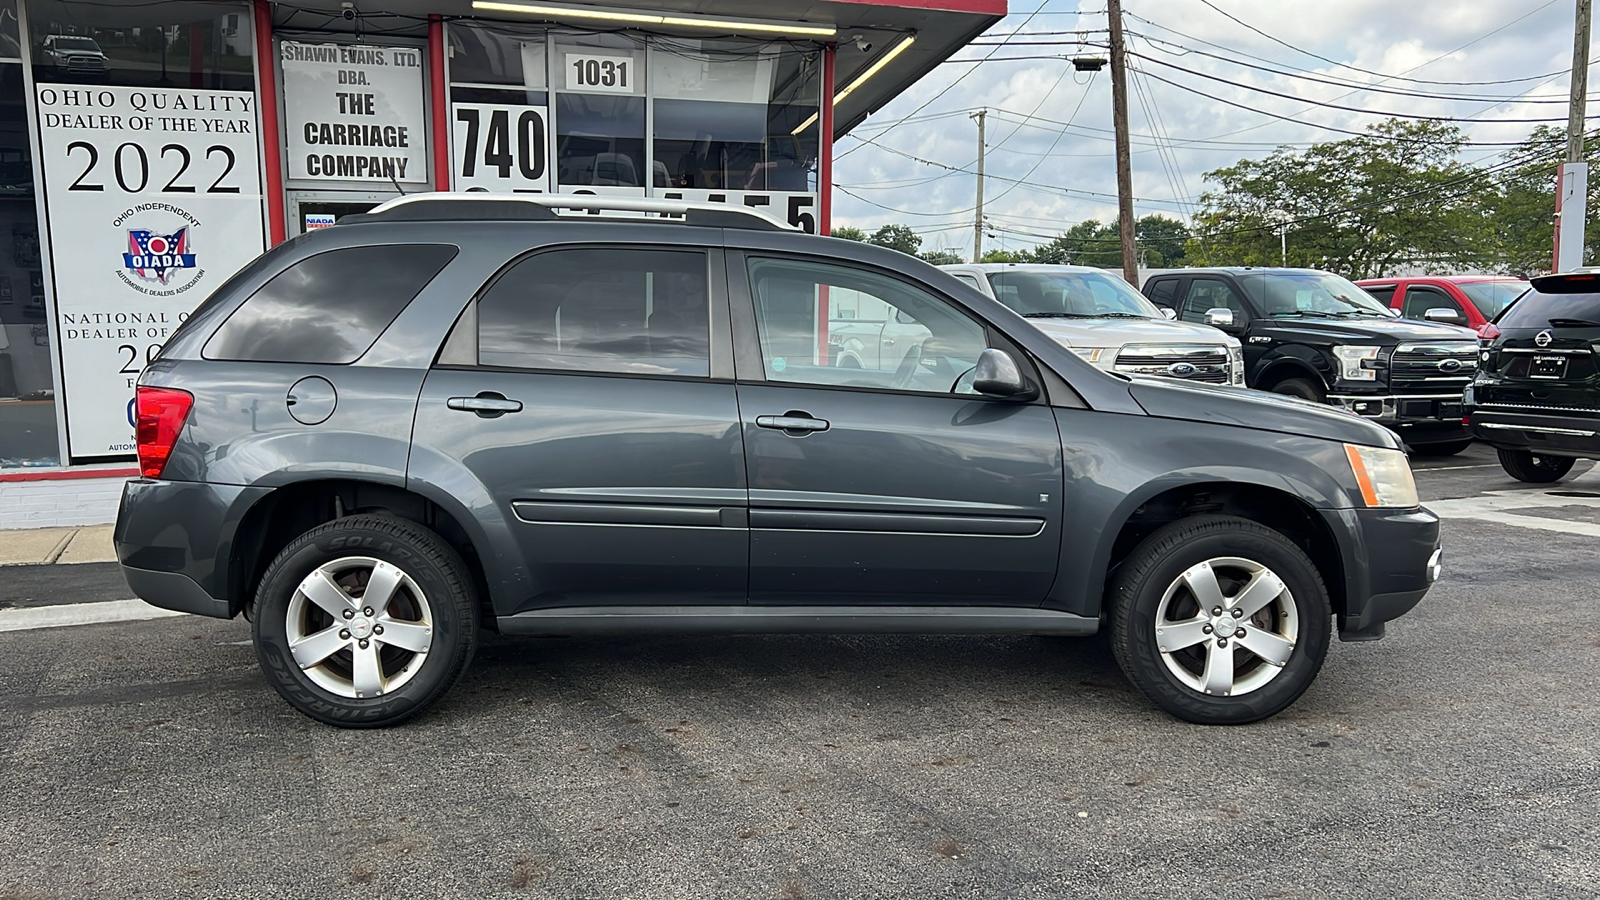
[352, 192, 796, 231]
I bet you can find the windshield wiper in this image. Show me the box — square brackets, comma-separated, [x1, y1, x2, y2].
[1548, 317, 1600, 327]
[1092, 312, 1151, 319]
[1023, 312, 1100, 318]
[1270, 310, 1338, 318]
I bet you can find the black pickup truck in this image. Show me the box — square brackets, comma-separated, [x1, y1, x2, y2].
[1144, 267, 1480, 455]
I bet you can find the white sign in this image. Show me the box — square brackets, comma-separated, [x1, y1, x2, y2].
[563, 52, 638, 94]
[451, 102, 550, 193]
[34, 84, 265, 459]
[661, 189, 819, 233]
[282, 42, 427, 183]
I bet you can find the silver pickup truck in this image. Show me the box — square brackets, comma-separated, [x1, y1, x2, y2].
[940, 263, 1244, 386]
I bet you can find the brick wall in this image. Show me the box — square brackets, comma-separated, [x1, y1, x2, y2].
[0, 476, 126, 529]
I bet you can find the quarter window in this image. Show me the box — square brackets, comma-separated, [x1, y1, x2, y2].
[475, 248, 710, 376]
[205, 244, 457, 363]
[746, 257, 988, 394]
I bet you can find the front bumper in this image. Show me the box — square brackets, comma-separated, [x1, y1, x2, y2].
[1465, 406, 1600, 458]
[1321, 505, 1442, 642]
[1327, 392, 1468, 443]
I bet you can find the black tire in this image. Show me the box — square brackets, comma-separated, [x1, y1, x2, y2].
[1411, 439, 1473, 457]
[1269, 377, 1325, 403]
[252, 515, 480, 728]
[1108, 515, 1332, 725]
[1497, 448, 1576, 483]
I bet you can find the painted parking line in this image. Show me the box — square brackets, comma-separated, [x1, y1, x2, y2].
[0, 598, 187, 633]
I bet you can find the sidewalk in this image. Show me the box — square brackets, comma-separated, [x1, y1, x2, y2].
[0, 524, 118, 566]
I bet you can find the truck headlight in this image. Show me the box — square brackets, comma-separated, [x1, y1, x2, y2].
[1344, 443, 1418, 508]
[1070, 347, 1111, 364]
[1332, 345, 1381, 381]
[1228, 346, 1245, 385]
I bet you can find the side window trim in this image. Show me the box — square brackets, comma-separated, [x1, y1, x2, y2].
[725, 249, 1037, 401]
[432, 242, 733, 380]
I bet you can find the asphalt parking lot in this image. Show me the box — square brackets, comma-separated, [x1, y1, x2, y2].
[1, 443, 1597, 899]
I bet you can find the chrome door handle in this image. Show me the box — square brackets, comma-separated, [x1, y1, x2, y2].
[882, 338, 895, 345]
[756, 413, 830, 434]
[447, 392, 523, 417]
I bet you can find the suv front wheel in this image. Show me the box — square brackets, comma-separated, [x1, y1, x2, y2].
[252, 515, 480, 727]
[1109, 516, 1332, 725]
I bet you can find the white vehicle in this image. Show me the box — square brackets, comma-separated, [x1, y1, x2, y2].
[941, 263, 1245, 386]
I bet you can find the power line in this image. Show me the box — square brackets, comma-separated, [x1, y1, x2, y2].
[1188, 0, 1563, 86]
[1129, 51, 1593, 124]
[835, 0, 1052, 161]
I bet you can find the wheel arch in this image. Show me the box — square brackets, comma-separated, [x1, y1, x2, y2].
[229, 478, 493, 623]
[1083, 478, 1347, 621]
[1253, 356, 1325, 393]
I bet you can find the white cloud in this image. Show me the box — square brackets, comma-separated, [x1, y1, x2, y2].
[834, 0, 1580, 258]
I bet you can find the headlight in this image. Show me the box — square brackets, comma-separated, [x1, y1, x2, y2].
[1228, 346, 1245, 386]
[1332, 345, 1381, 381]
[1344, 443, 1418, 508]
[1070, 347, 1111, 364]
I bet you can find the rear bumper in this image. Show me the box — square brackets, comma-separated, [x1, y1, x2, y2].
[1322, 505, 1442, 641]
[1465, 407, 1600, 458]
[113, 478, 269, 619]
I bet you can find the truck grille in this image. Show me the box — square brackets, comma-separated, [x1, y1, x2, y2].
[1390, 343, 1478, 393]
[1115, 347, 1231, 384]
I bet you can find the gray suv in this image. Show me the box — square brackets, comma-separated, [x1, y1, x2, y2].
[115, 194, 1442, 728]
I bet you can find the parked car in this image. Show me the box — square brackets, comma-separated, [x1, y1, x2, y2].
[941, 263, 1244, 386]
[115, 195, 1441, 728]
[1356, 275, 1528, 334]
[38, 34, 110, 79]
[1465, 271, 1600, 482]
[1144, 268, 1479, 455]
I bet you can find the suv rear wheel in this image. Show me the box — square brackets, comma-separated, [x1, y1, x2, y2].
[1496, 448, 1576, 483]
[252, 515, 479, 727]
[1109, 516, 1332, 725]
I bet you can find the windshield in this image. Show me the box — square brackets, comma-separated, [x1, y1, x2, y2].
[985, 270, 1161, 318]
[1496, 288, 1600, 328]
[1458, 281, 1527, 319]
[1238, 272, 1392, 317]
[50, 37, 100, 50]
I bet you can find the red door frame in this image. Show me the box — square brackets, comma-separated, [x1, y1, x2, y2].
[253, 0, 285, 245]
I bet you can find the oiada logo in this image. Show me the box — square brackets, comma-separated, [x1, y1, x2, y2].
[123, 227, 196, 285]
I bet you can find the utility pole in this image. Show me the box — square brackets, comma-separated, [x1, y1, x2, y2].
[1556, 0, 1592, 272]
[972, 108, 986, 263]
[1107, 0, 1138, 286]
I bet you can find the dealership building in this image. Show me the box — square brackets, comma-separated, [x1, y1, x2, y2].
[0, 0, 1002, 526]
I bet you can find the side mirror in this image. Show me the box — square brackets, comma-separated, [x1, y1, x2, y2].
[1424, 307, 1464, 324]
[1204, 307, 1235, 327]
[973, 348, 1036, 399]
[1160, 307, 1177, 320]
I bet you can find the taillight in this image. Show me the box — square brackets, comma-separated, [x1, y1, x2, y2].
[135, 386, 193, 478]
[1478, 322, 1500, 341]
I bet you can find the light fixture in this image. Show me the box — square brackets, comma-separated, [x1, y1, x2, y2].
[792, 34, 917, 135]
[469, 2, 836, 37]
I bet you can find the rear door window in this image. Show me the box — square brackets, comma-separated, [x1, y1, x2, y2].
[205, 244, 458, 363]
[1363, 285, 1397, 306]
[474, 248, 710, 376]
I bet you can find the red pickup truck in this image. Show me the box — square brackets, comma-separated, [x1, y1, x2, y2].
[1356, 276, 1527, 334]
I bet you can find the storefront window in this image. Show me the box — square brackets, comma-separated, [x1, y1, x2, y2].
[0, 0, 56, 467]
[449, 22, 549, 193]
[27, 0, 253, 91]
[652, 39, 818, 192]
[553, 34, 645, 191]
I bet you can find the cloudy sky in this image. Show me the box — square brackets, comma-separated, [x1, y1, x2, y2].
[832, 0, 1585, 258]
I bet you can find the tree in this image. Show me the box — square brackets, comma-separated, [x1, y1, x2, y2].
[1186, 119, 1492, 278]
[919, 249, 964, 265]
[831, 226, 868, 242]
[980, 249, 1026, 263]
[1480, 125, 1600, 275]
[866, 224, 923, 256]
[1135, 214, 1190, 268]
